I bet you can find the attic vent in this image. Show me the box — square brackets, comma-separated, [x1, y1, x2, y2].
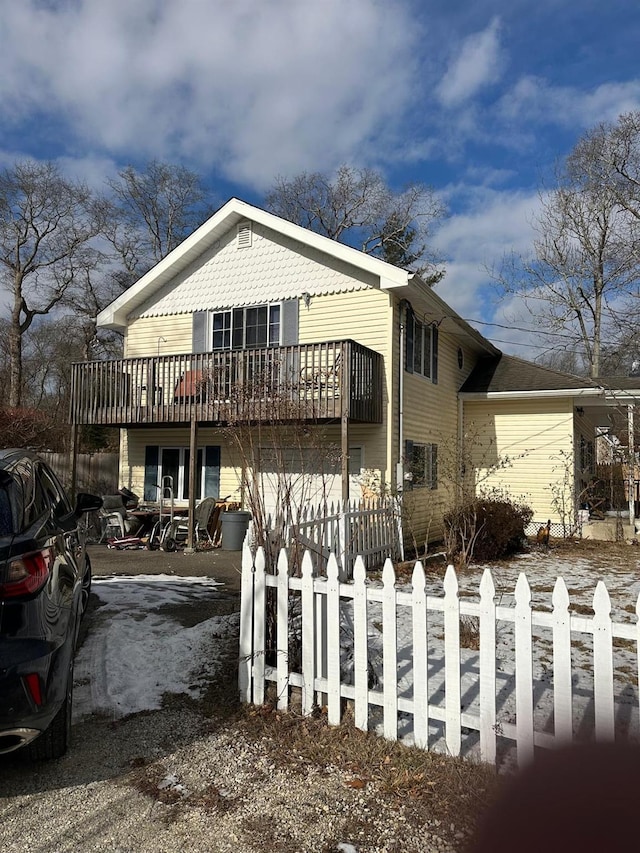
[237, 221, 252, 248]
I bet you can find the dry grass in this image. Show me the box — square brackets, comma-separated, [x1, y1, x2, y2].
[459, 615, 481, 650]
[236, 703, 501, 842]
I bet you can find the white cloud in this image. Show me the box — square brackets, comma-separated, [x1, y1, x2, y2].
[436, 17, 504, 107]
[433, 186, 542, 334]
[0, 0, 422, 188]
[498, 75, 640, 130]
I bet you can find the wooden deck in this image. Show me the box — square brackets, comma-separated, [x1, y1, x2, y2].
[69, 340, 383, 427]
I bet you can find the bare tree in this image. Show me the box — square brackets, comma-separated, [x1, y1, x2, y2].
[568, 111, 640, 223]
[496, 155, 640, 378]
[0, 161, 104, 406]
[105, 160, 216, 282]
[265, 165, 445, 283]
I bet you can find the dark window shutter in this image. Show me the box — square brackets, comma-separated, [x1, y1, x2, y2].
[204, 446, 221, 498]
[432, 325, 439, 384]
[405, 304, 414, 374]
[192, 312, 207, 353]
[430, 444, 438, 489]
[144, 445, 159, 501]
[404, 439, 414, 490]
[281, 299, 299, 345]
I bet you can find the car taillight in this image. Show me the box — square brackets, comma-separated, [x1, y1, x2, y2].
[0, 547, 53, 598]
[23, 672, 43, 707]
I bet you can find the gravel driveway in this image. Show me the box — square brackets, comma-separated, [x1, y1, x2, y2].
[0, 546, 459, 853]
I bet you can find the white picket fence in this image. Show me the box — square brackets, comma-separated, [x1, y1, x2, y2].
[238, 546, 640, 767]
[290, 497, 403, 576]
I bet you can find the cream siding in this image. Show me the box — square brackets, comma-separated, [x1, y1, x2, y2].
[398, 325, 483, 542]
[125, 314, 193, 358]
[299, 288, 393, 490]
[463, 398, 576, 523]
[298, 288, 389, 352]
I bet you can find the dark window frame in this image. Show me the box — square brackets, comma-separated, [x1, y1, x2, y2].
[405, 306, 439, 383]
[406, 441, 438, 490]
[211, 303, 281, 351]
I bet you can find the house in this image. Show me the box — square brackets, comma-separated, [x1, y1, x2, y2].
[460, 357, 640, 536]
[68, 198, 640, 545]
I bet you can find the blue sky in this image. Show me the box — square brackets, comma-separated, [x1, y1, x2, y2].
[1, 0, 639, 358]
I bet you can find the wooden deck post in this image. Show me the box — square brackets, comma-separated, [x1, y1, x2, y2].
[341, 344, 350, 504]
[341, 412, 349, 504]
[187, 415, 198, 551]
[69, 423, 79, 502]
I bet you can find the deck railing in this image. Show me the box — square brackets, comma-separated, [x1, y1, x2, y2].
[69, 340, 383, 426]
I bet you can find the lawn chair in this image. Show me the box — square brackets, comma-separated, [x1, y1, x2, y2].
[160, 496, 220, 551]
[100, 494, 140, 542]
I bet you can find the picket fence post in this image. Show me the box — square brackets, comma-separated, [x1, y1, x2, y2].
[326, 553, 342, 725]
[479, 568, 497, 763]
[252, 548, 266, 706]
[382, 559, 398, 741]
[276, 548, 290, 711]
[514, 573, 534, 765]
[593, 581, 615, 741]
[552, 577, 573, 744]
[238, 542, 255, 704]
[301, 550, 316, 715]
[411, 561, 429, 750]
[443, 565, 461, 756]
[353, 555, 369, 731]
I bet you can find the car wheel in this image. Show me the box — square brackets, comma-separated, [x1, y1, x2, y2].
[81, 556, 92, 614]
[27, 662, 73, 761]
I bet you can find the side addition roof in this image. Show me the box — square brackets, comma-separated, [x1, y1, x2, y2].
[459, 354, 603, 397]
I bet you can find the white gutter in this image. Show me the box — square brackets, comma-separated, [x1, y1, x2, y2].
[460, 389, 605, 401]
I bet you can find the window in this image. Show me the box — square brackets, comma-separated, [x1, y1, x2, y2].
[211, 304, 281, 350]
[143, 445, 221, 503]
[212, 311, 231, 350]
[405, 441, 438, 489]
[159, 447, 203, 502]
[405, 305, 438, 383]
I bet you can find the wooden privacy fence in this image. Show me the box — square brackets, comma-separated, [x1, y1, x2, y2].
[239, 548, 640, 767]
[290, 498, 403, 577]
[40, 451, 119, 494]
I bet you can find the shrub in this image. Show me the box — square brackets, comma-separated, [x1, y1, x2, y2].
[444, 496, 533, 565]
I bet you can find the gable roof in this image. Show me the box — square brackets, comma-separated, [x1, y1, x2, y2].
[97, 197, 418, 332]
[460, 354, 603, 396]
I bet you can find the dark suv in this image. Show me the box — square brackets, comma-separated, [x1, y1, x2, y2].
[0, 449, 102, 759]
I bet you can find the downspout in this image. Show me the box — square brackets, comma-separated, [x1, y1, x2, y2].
[396, 302, 407, 561]
[397, 303, 406, 492]
[458, 396, 464, 504]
